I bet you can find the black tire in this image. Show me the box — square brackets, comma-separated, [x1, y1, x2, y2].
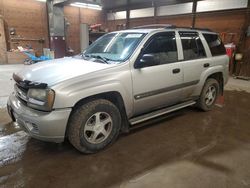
[197, 78, 219, 111]
[68, 99, 121, 154]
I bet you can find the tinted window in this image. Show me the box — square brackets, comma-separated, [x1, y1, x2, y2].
[203, 33, 226, 56]
[179, 32, 206, 60]
[140, 32, 178, 67]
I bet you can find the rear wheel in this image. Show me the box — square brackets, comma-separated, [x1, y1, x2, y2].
[68, 99, 121, 153]
[197, 78, 219, 111]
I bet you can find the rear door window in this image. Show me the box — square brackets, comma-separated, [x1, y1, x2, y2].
[179, 32, 206, 61]
[203, 33, 226, 56]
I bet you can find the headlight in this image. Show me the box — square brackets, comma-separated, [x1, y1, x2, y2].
[27, 89, 55, 111]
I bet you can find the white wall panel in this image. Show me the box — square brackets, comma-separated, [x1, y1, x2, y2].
[130, 7, 154, 18]
[197, 0, 248, 12]
[157, 2, 193, 16]
[107, 11, 126, 20]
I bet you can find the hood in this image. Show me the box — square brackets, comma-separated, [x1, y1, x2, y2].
[15, 57, 115, 86]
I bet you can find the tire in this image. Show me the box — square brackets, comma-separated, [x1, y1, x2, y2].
[197, 78, 219, 111]
[68, 99, 121, 154]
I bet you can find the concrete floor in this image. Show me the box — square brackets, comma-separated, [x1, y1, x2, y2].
[0, 64, 250, 188]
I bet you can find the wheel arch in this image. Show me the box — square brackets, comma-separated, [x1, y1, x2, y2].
[206, 72, 224, 95]
[195, 67, 225, 97]
[65, 91, 130, 138]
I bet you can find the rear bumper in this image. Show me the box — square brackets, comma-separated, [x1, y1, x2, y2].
[7, 93, 72, 143]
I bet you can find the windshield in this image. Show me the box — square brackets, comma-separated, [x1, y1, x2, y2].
[83, 32, 145, 63]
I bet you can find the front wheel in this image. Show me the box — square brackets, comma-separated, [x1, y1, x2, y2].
[68, 99, 121, 153]
[197, 78, 219, 111]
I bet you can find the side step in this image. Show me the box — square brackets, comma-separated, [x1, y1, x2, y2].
[129, 100, 196, 125]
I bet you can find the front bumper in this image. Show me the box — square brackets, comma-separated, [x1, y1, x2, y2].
[7, 93, 72, 143]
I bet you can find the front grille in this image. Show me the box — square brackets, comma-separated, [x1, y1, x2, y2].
[17, 83, 28, 93]
[15, 83, 28, 104]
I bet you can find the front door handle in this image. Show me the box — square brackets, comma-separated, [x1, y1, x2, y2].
[204, 63, 210, 68]
[172, 68, 180, 74]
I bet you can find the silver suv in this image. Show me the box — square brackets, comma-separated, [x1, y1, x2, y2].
[7, 25, 229, 153]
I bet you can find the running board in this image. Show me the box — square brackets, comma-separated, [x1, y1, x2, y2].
[129, 101, 196, 125]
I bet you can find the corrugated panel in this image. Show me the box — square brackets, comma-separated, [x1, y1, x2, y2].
[157, 2, 193, 16]
[197, 0, 248, 12]
[130, 7, 154, 18]
[107, 11, 126, 20]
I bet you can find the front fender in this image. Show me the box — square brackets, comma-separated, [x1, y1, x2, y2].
[51, 68, 133, 117]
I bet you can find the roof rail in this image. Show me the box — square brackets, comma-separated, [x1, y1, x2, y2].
[131, 24, 213, 32]
[132, 24, 176, 29]
[175, 27, 213, 32]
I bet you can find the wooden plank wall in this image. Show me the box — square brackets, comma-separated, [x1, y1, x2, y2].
[64, 6, 104, 54]
[64, 6, 80, 54]
[105, 15, 193, 30]
[195, 10, 250, 76]
[105, 19, 127, 31]
[106, 10, 246, 37]
[106, 9, 250, 76]
[157, 15, 193, 27]
[196, 10, 246, 44]
[129, 17, 155, 28]
[0, 0, 49, 55]
[0, 0, 104, 56]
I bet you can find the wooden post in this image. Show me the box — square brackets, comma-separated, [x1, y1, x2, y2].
[235, 0, 250, 76]
[192, 0, 197, 28]
[126, 0, 130, 29]
[0, 15, 7, 64]
[238, 0, 250, 51]
[154, 2, 157, 24]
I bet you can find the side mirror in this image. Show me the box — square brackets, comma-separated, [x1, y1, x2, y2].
[135, 54, 157, 69]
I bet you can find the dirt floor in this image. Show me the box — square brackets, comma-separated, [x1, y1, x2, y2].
[0, 88, 250, 188]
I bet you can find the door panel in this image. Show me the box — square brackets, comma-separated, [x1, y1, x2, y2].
[132, 63, 183, 115]
[178, 31, 208, 99]
[131, 32, 183, 116]
[182, 58, 210, 98]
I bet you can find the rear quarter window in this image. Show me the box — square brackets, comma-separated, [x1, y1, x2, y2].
[203, 33, 226, 56]
[179, 31, 206, 60]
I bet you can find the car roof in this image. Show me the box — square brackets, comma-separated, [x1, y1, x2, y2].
[110, 29, 158, 34]
[111, 27, 217, 35]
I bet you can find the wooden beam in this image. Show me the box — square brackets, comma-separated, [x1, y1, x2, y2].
[192, 0, 197, 28]
[238, 0, 250, 51]
[154, 1, 158, 24]
[0, 15, 7, 64]
[126, 0, 130, 29]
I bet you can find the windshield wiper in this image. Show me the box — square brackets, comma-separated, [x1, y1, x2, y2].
[85, 54, 110, 64]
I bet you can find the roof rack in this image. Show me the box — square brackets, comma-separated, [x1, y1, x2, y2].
[131, 24, 213, 32]
[176, 27, 213, 32]
[132, 24, 176, 29]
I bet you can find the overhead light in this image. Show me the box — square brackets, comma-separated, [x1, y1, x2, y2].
[71, 2, 102, 10]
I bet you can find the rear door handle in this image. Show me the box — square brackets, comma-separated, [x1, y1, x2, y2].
[172, 68, 180, 74]
[204, 63, 210, 68]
